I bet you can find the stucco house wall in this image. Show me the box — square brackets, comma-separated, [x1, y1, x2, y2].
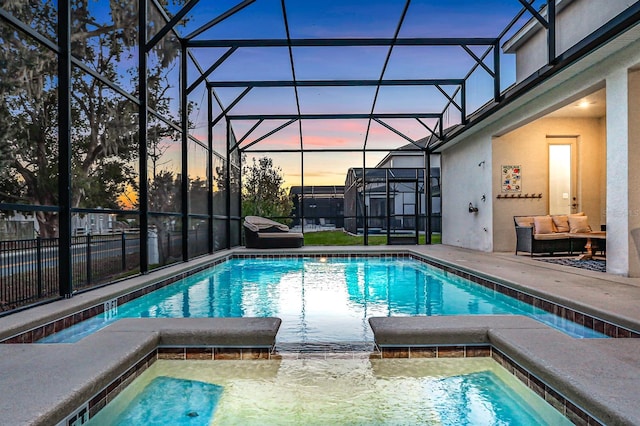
[505, 0, 635, 82]
[441, 131, 493, 251]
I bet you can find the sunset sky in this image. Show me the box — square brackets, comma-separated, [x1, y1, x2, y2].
[170, 0, 538, 187]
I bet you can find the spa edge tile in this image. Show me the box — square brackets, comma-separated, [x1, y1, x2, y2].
[105, 379, 120, 397]
[492, 352, 514, 374]
[409, 347, 437, 358]
[381, 348, 409, 358]
[513, 364, 529, 385]
[89, 389, 106, 408]
[437, 346, 465, 358]
[518, 293, 532, 305]
[157, 347, 185, 360]
[588, 415, 605, 426]
[241, 349, 270, 360]
[528, 374, 546, 399]
[120, 365, 136, 382]
[89, 398, 106, 419]
[465, 346, 491, 358]
[31, 326, 45, 342]
[18, 330, 33, 343]
[541, 300, 554, 315]
[121, 370, 137, 389]
[186, 347, 214, 360]
[44, 321, 56, 338]
[593, 319, 605, 335]
[545, 387, 566, 415]
[133, 358, 149, 375]
[616, 327, 631, 338]
[214, 348, 242, 360]
[106, 383, 126, 404]
[604, 322, 617, 337]
[580, 314, 593, 331]
[566, 400, 590, 426]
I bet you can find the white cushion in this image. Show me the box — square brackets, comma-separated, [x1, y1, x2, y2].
[244, 216, 289, 232]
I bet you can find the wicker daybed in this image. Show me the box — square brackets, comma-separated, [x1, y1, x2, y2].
[243, 216, 304, 249]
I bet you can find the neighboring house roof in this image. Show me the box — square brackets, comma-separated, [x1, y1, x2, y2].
[289, 186, 344, 197]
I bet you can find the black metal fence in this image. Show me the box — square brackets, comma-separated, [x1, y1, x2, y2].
[0, 237, 59, 311]
[1, 229, 214, 313]
[1, 232, 141, 312]
[72, 232, 141, 291]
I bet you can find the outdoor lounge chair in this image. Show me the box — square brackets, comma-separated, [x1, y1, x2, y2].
[243, 216, 304, 249]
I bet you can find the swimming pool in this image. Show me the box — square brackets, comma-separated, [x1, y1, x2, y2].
[86, 358, 573, 425]
[39, 256, 606, 343]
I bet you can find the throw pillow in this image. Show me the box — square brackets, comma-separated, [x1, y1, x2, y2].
[568, 215, 591, 233]
[533, 216, 555, 234]
[552, 215, 570, 232]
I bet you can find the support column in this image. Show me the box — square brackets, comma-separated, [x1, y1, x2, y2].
[180, 41, 189, 261]
[207, 88, 214, 253]
[606, 69, 640, 276]
[628, 69, 640, 277]
[58, 0, 73, 297]
[138, 0, 149, 273]
[425, 151, 432, 245]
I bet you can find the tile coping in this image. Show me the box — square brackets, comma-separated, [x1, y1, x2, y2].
[2, 251, 638, 344]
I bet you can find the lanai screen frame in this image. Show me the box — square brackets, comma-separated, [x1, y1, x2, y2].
[189, 0, 555, 246]
[2, 0, 638, 300]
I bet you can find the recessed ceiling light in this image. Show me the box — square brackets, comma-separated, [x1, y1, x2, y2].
[577, 100, 593, 108]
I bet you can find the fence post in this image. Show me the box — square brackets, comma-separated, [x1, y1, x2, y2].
[167, 232, 171, 258]
[86, 234, 92, 285]
[121, 231, 126, 271]
[36, 237, 43, 298]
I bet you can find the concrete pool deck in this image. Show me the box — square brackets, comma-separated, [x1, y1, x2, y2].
[0, 244, 639, 424]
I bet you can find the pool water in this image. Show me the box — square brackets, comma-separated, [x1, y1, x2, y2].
[40, 257, 606, 343]
[103, 376, 223, 425]
[87, 358, 573, 425]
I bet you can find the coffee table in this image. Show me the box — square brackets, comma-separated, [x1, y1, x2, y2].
[571, 231, 606, 260]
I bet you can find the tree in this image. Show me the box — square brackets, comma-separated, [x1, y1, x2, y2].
[0, 1, 185, 237]
[242, 156, 293, 222]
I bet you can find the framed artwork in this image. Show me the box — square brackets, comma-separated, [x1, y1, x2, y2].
[502, 165, 521, 192]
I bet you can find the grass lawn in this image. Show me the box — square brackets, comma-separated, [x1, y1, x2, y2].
[303, 230, 441, 246]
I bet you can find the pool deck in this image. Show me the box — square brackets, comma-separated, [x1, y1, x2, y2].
[1, 244, 640, 425]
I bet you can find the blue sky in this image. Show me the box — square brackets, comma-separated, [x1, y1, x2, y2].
[166, 0, 542, 185]
[147, 0, 543, 186]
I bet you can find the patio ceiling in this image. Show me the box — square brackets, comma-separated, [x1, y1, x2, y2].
[154, 0, 553, 153]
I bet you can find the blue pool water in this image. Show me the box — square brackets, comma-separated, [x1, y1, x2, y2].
[87, 358, 573, 425]
[106, 376, 222, 426]
[40, 257, 606, 343]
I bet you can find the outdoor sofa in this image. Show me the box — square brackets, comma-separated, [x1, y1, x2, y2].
[243, 215, 304, 249]
[514, 213, 593, 256]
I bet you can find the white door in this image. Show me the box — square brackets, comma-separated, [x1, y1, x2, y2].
[548, 138, 578, 215]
